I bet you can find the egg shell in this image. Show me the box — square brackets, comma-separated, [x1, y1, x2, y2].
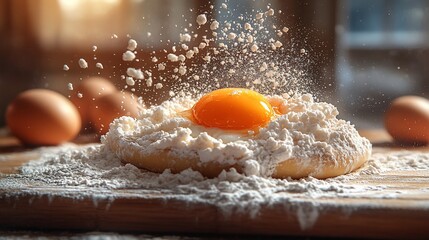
[70, 77, 117, 125]
[384, 95, 429, 144]
[6, 89, 81, 146]
[89, 91, 140, 135]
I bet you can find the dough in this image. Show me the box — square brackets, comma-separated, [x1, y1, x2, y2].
[107, 137, 370, 178]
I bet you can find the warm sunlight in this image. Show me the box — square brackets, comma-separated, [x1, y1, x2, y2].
[58, 0, 120, 16]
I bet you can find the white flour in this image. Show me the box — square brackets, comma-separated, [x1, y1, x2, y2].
[78, 58, 88, 69]
[1, 143, 429, 230]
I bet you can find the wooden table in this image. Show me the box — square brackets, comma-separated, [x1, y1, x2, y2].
[0, 129, 428, 239]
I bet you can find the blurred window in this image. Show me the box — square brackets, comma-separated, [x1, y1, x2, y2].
[337, 0, 429, 128]
[343, 0, 429, 48]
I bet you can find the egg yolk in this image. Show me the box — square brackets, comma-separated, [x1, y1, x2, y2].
[191, 88, 275, 130]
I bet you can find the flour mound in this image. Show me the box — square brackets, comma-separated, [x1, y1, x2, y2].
[103, 93, 371, 178]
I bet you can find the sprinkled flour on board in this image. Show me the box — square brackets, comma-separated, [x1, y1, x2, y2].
[1, 144, 429, 230]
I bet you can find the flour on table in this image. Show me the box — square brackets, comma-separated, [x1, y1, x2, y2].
[1, 142, 428, 230]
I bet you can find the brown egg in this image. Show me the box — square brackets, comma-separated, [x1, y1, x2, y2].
[89, 91, 140, 135]
[384, 96, 429, 144]
[6, 89, 81, 146]
[70, 77, 117, 126]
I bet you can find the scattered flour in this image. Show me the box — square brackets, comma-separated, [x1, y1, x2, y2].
[1, 143, 428, 230]
[125, 77, 135, 86]
[250, 44, 259, 52]
[127, 39, 138, 51]
[210, 20, 219, 30]
[179, 33, 191, 42]
[96, 63, 104, 69]
[357, 150, 429, 175]
[167, 53, 179, 62]
[68, 2, 311, 103]
[126, 68, 144, 79]
[196, 14, 207, 25]
[123, 51, 136, 61]
[78, 58, 88, 69]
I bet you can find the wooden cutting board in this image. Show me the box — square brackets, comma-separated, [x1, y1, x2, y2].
[1, 130, 429, 239]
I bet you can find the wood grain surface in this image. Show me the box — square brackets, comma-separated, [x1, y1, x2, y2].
[1, 130, 429, 239]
